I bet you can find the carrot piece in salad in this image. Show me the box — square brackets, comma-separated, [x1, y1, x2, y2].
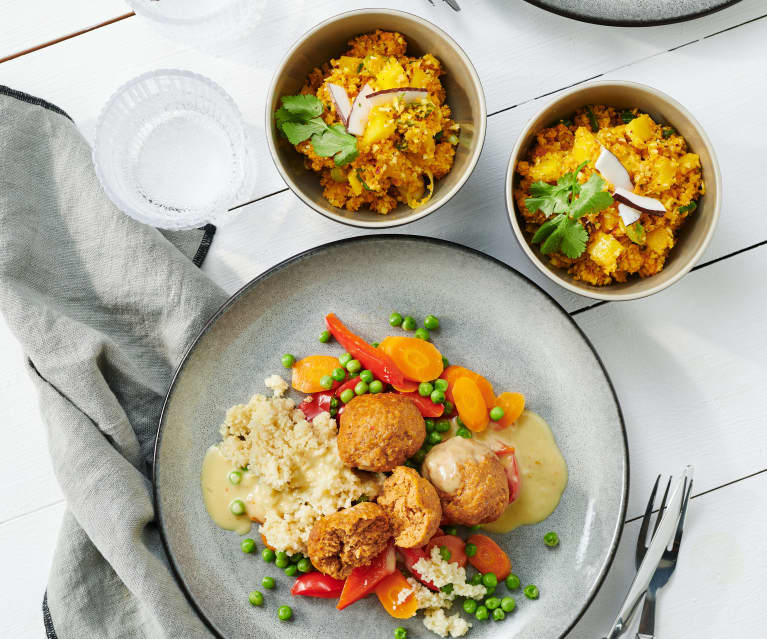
[291, 355, 341, 393]
[452, 377, 489, 432]
[466, 534, 511, 580]
[378, 336, 444, 382]
[374, 571, 418, 619]
[440, 365, 495, 409]
[492, 392, 525, 429]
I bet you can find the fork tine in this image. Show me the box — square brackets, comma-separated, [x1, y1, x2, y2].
[636, 475, 661, 565]
[652, 475, 673, 540]
[670, 478, 693, 554]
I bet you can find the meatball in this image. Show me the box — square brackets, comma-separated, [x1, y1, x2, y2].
[307, 502, 391, 580]
[338, 393, 425, 472]
[421, 437, 508, 526]
[377, 466, 442, 548]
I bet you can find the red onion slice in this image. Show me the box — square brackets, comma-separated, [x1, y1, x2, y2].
[346, 84, 375, 136]
[326, 83, 352, 127]
[613, 187, 666, 216]
[595, 145, 633, 191]
[618, 203, 641, 227]
[366, 87, 428, 108]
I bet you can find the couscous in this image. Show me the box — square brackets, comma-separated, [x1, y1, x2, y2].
[514, 105, 704, 285]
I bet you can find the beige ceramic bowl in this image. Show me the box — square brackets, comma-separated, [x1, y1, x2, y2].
[266, 9, 486, 228]
[506, 81, 721, 301]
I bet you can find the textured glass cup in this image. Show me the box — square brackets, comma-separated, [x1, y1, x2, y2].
[93, 70, 253, 230]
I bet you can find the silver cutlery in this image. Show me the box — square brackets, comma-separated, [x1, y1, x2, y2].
[427, 0, 462, 11]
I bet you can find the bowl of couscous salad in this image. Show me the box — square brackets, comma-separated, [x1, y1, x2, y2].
[266, 9, 486, 228]
[506, 81, 721, 301]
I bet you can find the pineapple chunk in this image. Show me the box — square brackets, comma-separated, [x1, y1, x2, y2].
[588, 231, 624, 274]
[626, 114, 656, 144]
[348, 169, 363, 196]
[361, 106, 396, 149]
[363, 54, 386, 75]
[375, 58, 408, 90]
[651, 157, 677, 191]
[646, 227, 674, 254]
[571, 127, 600, 165]
[529, 152, 568, 182]
[338, 56, 362, 75]
[410, 67, 431, 89]
[678, 153, 700, 173]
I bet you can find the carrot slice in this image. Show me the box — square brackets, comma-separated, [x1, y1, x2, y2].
[452, 377, 489, 432]
[291, 355, 341, 393]
[492, 392, 526, 429]
[440, 365, 495, 409]
[466, 534, 511, 579]
[374, 571, 418, 619]
[425, 535, 467, 568]
[378, 336, 444, 382]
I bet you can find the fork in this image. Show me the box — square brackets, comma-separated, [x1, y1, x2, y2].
[426, 0, 462, 11]
[635, 475, 694, 638]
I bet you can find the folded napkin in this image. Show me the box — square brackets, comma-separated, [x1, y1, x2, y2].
[0, 87, 228, 638]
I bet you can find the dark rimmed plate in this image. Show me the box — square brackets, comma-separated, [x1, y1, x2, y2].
[523, 0, 741, 26]
[153, 235, 628, 639]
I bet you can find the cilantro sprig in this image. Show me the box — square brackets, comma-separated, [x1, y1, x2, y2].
[275, 94, 358, 166]
[525, 161, 613, 259]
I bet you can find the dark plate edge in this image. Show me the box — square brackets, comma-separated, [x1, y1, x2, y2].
[152, 234, 630, 639]
[522, 0, 742, 27]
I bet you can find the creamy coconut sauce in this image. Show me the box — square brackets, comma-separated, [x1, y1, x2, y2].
[476, 411, 568, 533]
[422, 437, 494, 494]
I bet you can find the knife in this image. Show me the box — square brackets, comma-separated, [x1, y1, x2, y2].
[603, 466, 693, 639]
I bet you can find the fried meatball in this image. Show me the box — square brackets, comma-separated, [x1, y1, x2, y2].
[377, 466, 442, 548]
[421, 437, 508, 526]
[338, 393, 425, 472]
[307, 502, 391, 580]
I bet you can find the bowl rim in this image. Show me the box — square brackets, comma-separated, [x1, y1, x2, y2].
[265, 8, 487, 229]
[505, 80, 722, 301]
[153, 233, 629, 639]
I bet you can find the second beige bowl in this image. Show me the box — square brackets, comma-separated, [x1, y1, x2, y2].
[506, 81, 721, 301]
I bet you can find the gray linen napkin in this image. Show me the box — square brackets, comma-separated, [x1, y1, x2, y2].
[0, 87, 228, 638]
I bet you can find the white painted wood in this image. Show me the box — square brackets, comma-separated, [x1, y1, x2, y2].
[0, 0, 127, 60]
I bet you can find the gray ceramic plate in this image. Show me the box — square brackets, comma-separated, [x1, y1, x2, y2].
[154, 236, 628, 639]
[523, 0, 740, 26]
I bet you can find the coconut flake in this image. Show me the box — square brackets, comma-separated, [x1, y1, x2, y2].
[595, 145, 633, 191]
[346, 83, 375, 136]
[327, 83, 352, 127]
[618, 203, 641, 226]
[613, 187, 666, 216]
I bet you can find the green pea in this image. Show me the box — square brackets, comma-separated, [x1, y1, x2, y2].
[330, 167, 346, 182]
[470, 573, 483, 586]
[430, 389, 445, 404]
[439, 545, 451, 562]
[505, 574, 520, 591]
[262, 548, 275, 562]
[262, 576, 276, 589]
[485, 597, 500, 610]
[330, 397, 339, 408]
[456, 427, 472, 439]
[332, 367, 347, 382]
[414, 327, 430, 340]
[389, 312, 403, 327]
[357, 494, 369, 502]
[228, 470, 243, 485]
[402, 316, 417, 331]
[493, 608, 505, 621]
[444, 526, 458, 536]
[354, 381, 369, 395]
[276, 556, 289, 569]
[240, 538, 256, 554]
[320, 375, 334, 390]
[475, 605, 489, 621]
[229, 499, 246, 516]
[339, 352, 352, 366]
[485, 584, 496, 596]
[248, 590, 264, 606]
[284, 564, 297, 576]
[369, 380, 384, 394]
[318, 330, 331, 343]
[442, 401, 454, 415]
[412, 449, 427, 464]
[489, 406, 504, 421]
[465, 542, 477, 557]
[424, 315, 440, 330]
[359, 369, 374, 383]
[428, 431, 443, 445]
[281, 354, 295, 369]
[275, 551, 288, 564]
[456, 415, 465, 427]
[346, 359, 362, 374]
[394, 627, 407, 639]
[434, 379, 449, 392]
[435, 419, 450, 433]
[290, 553, 303, 564]
[482, 573, 498, 588]
[297, 558, 313, 573]
[501, 596, 516, 612]
[418, 382, 434, 397]
[441, 583, 454, 594]
[544, 531, 559, 547]
[470, 524, 481, 531]
[277, 605, 292, 621]
[340, 389, 355, 404]
[463, 598, 478, 614]
[329, 407, 338, 417]
[441, 356, 450, 368]
[524, 584, 539, 600]
[424, 418, 436, 432]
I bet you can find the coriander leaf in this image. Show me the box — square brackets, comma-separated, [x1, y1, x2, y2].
[559, 218, 589, 258]
[531, 214, 565, 244]
[311, 124, 358, 166]
[662, 127, 676, 139]
[569, 173, 613, 219]
[540, 221, 566, 255]
[280, 94, 323, 119]
[620, 110, 637, 124]
[626, 221, 645, 245]
[587, 106, 599, 132]
[526, 182, 571, 216]
[679, 201, 698, 214]
[281, 118, 327, 145]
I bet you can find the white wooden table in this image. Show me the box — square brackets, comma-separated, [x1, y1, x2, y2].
[2, 1, 766, 637]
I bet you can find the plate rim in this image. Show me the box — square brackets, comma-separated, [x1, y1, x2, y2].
[152, 234, 630, 639]
[522, 0, 742, 27]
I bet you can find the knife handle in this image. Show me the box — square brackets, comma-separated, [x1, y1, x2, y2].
[636, 589, 656, 639]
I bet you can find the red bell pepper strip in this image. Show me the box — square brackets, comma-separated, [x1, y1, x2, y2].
[325, 314, 418, 392]
[297, 392, 333, 421]
[337, 543, 396, 610]
[291, 572, 346, 598]
[333, 376, 361, 398]
[493, 444, 521, 503]
[399, 392, 445, 419]
[399, 546, 438, 591]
